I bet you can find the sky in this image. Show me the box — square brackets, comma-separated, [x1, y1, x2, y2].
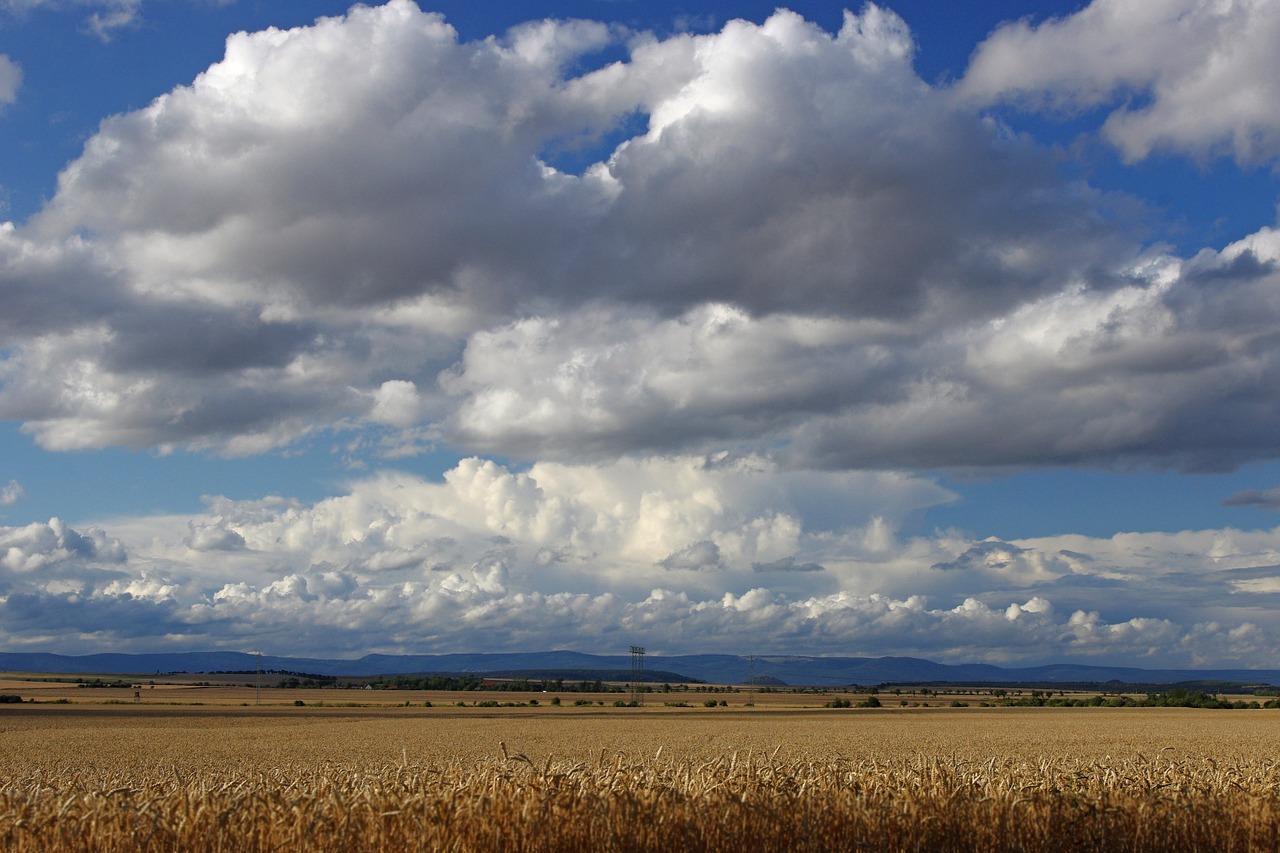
[3, 0, 1280, 667]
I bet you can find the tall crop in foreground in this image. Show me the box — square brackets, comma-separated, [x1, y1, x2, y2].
[2, 751, 1280, 851]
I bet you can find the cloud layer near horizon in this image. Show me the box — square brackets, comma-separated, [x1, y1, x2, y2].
[1, 1, 1278, 469]
[2, 456, 1279, 665]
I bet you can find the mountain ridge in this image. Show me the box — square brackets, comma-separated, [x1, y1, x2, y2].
[3, 650, 1279, 687]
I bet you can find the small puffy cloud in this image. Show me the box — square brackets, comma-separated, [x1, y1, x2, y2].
[0, 480, 23, 506]
[1004, 596, 1052, 620]
[84, 0, 140, 40]
[0, 54, 20, 106]
[368, 380, 424, 428]
[1, 0, 141, 40]
[958, 0, 1280, 164]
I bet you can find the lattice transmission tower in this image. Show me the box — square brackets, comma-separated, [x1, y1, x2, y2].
[630, 646, 645, 705]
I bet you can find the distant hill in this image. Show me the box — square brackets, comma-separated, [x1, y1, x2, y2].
[2, 650, 1279, 688]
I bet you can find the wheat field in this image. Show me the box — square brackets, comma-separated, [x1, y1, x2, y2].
[2, 704, 1279, 851]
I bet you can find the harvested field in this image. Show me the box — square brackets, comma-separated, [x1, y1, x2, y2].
[2, 705, 1278, 851]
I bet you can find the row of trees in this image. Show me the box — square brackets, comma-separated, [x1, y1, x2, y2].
[364, 675, 631, 693]
[993, 688, 1273, 709]
[360, 676, 741, 693]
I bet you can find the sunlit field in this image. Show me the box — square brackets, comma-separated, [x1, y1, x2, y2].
[3, 680, 1280, 851]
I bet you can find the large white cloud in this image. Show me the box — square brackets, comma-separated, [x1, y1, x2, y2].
[958, 0, 1280, 164]
[30, 1, 1103, 326]
[1, 1, 1280, 474]
[0, 2, 1153, 463]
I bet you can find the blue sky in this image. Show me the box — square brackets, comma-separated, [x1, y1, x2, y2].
[3, 0, 1280, 666]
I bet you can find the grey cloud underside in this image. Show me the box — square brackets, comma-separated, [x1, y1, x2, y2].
[753, 556, 825, 573]
[0, 591, 187, 636]
[102, 306, 321, 376]
[1224, 488, 1280, 510]
[0, 1, 1278, 471]
[658, 540, 722, 571]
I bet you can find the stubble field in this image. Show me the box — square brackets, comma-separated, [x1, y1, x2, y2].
[2, 686, 1279, 851]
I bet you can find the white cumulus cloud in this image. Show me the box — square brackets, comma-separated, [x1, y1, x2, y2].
[0, 3, 1163, 466]
[958, 0, 1280, 164]
[0, 3, 1273, 472]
